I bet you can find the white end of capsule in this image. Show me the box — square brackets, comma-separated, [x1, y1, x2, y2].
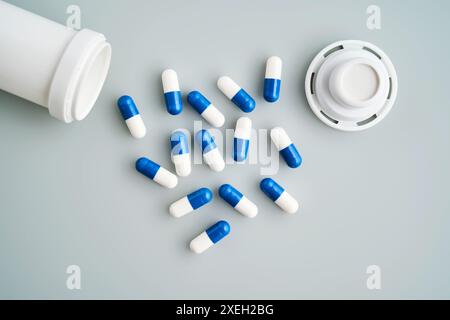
[169, 196, 194, 218]
[217, 76, 240, 99]
[275, 191, 299, 214]
[153, 167, 178, 189]
[270, 127, 292, 151]
[234, 117, 252, 140]
[235, 196, 258, 218]
[203, 148, 225, 172]
[162, 69, 180, 93]
[172, 153, 191, 177]
[125, 115, 146, 139]
[190, 231, 214, 254]
[266, 56, 283, 79]
[201, 104, 225, 128]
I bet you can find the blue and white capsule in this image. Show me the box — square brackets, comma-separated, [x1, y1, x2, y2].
[117, 95, 146, 139]
[196, 129, 225, 172]
[190, 220, 231, 254]
[270, 127, 302, 168]
[169, 187, 213, 218]
[170, 130, 191, 177]
[219, 184, 258, 218]
[217, 76, 256, 113]
[233, 117, 252, 162]
[260, 178, 299, 214]
[162, 69, 182, 115]
[187, 91, 225, 128]
[136, 157, 178, 189]
[264, 56, 282, 102]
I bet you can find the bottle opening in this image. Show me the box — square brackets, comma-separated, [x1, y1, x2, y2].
[73, 42, 112, 121]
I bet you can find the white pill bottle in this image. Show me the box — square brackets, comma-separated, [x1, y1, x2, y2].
[0, 0, 112, 123]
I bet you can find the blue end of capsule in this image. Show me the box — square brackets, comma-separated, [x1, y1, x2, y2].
[195, 130, 216, 153]
[231, 89, 256, 113]
[136, 157, 160, 180]
[219, 184, 243, 208]
[260, 178, 284, 202]
[117, 95, 139, 120]
[280, 144, 302, 168]
[187, 188, 213, 210]
[264, 79, 281, 103]
[170, 131, 189, 155]
[233, 138, 250, 162]
[206, 220, 231, 244]
[164, 91, 183, 115]
[187, 91, 211, 114]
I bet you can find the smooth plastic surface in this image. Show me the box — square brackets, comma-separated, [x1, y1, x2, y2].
[234, 196, 258, 218]
[275, 191, 299, 214]
[219, 184, 243, 207]
[217, 76, 255, 112]
[260, 178, 298, 214]
[205, 221, 231, 244]
[187, 188, 213, 210]
[170, 130, 191, 177]
[233, 117, 252, 162]
[260, 178, 284, 201]
[136, 157, 178, 189]
[124, 115, 146, 139]
[231, 89, 256, 113]
[187, 90, 210, 114]
[196, 129, 217, 154]
[233, 138, 250, 162]
[169, 188, 212, 218]
[162, 69, 182, 115]
[190, 221, 231, 254]
[189, 231, 214, 254]
[203, 148, 225, 172]
[187, 91, 225, 127]
[305, 40, 398, 131]
[170, 131, 190, 155]
[195, 129, 225, 172]
[169, 197, 193, 218]
[117, 95, 146, 139]
[270, 127, 302, 168]
[171, 153, 191, 177]
[118, 95, 139, 120]
[264, 56, 282, 102]
[136, 157, 160, 180]
[0, 0, 111, 123]
[279, 145, 302, 168]
[264, 79, 281, 103]
[164, 91, 183, 115]
[218, 184, 259, 218]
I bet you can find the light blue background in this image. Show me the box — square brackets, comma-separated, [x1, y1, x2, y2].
[0, 0, 449, 299]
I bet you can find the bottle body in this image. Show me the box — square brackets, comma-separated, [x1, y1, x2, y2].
[0, 1, 111, 123]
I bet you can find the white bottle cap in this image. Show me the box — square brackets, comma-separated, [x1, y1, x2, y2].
[305, 40, 398, 131]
